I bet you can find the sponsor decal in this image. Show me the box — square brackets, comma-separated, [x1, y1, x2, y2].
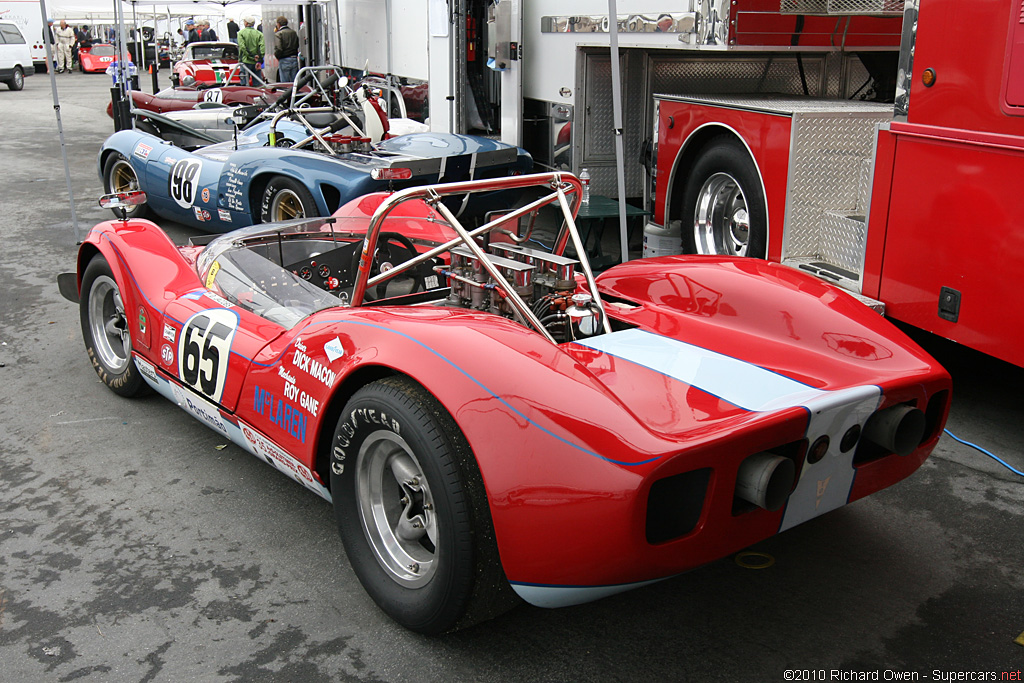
[291, 339, 335, 386]
[193, 206, 206, 222]
[201, 187, 210, 203]
[239, 423, 325, 496]
[217, 209, 232, 222]
[134, 143, 152, 160]
[324, 336, 345, 362]
[163, 323, 176, 342]
[137, 308, 147, 334]
[161, 344, 174, 365]
[283, 381, 320, 417]
[170, 158, 203, 209]
[204, 291, 233, 308]
[136, 355, 158, 383]
[178, 309, 238, 402]
[253, 385, 307, 443]
[205, 261, 221, 288]
[172, 384, 230, 437]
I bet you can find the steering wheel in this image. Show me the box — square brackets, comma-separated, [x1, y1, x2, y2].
[354, 232, 428, 301]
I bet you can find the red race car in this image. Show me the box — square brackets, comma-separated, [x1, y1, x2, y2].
[78, 43, 117, 73]
[59, 173, 951, 634]
[171, 41, 240, 87]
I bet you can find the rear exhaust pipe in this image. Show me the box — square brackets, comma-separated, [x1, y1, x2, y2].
[862, 404, 926, 457]
[735, 452, 796, 511]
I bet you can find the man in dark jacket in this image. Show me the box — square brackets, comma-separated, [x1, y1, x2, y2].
[197, 20, 217, 42]
[183, 20, 198, 46]
[273, 16, 298, 82]
[226, 18, 239, 43]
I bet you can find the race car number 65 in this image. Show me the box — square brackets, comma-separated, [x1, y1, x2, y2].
[170, 158, 203, 209]
[178, 309, 238, 402]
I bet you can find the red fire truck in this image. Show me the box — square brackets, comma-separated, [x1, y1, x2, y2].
[648, 0, 1024, 367]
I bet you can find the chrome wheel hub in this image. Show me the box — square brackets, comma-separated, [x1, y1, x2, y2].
[356, 431, 437, 587]
[693, 172, 751, 256]
[88, 275, 131, 372]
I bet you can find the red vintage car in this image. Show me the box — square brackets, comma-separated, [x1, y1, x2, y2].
[59, 173, 951, 634]
[171, 41, 240, 87]
[78, 43, 116, 73]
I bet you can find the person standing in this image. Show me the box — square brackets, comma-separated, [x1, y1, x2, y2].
[183, 19, 198, 46]
[236, 17, 264, 86]
[226, 18, 239, 43]
[44, 19, 56, 71]
[53, 20, 76, 73]
[198, 20, 217, 42]
[273, 16, 298, 83]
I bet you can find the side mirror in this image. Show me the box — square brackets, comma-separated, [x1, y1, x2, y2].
[99, 191, 148, 209]
[100, 191, 148, 220]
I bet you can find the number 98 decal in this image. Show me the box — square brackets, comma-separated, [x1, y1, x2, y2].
[170, 158, 203, 209]
[178, 309, 238, 402]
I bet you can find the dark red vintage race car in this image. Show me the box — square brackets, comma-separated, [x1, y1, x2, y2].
[59, 173, 951, 634]
[105, 72, 289, 121]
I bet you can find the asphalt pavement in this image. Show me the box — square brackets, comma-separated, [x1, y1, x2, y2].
[0, 69, 1022, 682]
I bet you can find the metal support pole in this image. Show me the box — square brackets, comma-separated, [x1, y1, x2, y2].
[39, 0, 81, 243]
[607, 0, 629, 264]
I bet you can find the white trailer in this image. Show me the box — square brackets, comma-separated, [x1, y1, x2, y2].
[1, 0, 48, 72]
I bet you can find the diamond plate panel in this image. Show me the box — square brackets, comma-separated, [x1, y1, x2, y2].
[783, 110, 889, 275]
[651, 57, 826, 98]
[819, 212, 868, 274]
[780, 0, 901, 13]
[581, 52, 647, 197]
[658, 95, 892, 114]
[584, 57, 616, 158]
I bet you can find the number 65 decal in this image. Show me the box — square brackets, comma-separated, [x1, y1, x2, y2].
[178, 309, 238, 402]
[170, 158, 203, 209]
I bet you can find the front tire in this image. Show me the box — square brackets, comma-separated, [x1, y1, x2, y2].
[102, 153, 151, 219]
[259, 176, 318, 223]
[80, 255, 149, 397]
[681, 135, 767, 258]
[330, 377, 512, 634]
[5, 66, 24, 91]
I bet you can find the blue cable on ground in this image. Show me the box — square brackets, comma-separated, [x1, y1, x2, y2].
[944, 428, 1024, 477]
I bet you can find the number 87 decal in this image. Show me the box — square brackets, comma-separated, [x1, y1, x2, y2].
[178, 309, 238, 402]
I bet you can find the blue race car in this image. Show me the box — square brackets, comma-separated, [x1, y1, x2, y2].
[98, 122, 532, 232]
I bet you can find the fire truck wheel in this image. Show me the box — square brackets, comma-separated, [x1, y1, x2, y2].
[682, 136, 767, 258]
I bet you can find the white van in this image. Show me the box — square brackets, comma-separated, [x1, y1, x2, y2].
[0, 20, 34, 90]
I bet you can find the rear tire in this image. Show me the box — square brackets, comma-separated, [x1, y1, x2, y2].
[681, 136, 767, 258]
[259, 176, 318, 223]
[80, 255, 150, 398]
[5, 66, 24, 91]
[330, 377, 514, 634]
[102, 153, 150, 219]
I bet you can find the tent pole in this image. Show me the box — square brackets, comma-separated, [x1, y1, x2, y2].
[39, 0, 81, 243]
[606, 0, 629, 264]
